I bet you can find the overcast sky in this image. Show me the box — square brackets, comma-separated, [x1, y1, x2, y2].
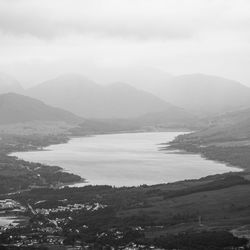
[0, 0, 250, 87]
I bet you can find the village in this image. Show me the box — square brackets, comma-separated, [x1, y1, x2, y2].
[0, 198, 152, 249]
[0, 194, 248, 249]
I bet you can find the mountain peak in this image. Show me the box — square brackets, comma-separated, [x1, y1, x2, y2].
[27, 75, 179, 119]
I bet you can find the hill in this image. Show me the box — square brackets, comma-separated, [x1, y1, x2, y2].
[149, 74, 250, 115]
[0, 93, 82, 124]
[169, 107, 250, 173]
[27, 74, 186, 119]
[177, 108, 250, 144]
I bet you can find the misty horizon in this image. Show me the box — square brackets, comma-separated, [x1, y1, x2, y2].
[1, 0, 250, 88]
[2, 70, 250, 89]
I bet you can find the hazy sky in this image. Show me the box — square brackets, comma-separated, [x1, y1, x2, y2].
[1, 0, 250, 87]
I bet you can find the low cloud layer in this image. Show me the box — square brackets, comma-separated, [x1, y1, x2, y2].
[0, 0, 250, 86]
[0, 0, 198, 40]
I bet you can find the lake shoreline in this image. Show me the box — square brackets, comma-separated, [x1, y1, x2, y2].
[167, 137, 247, 175]
[10, 131, 241, 188]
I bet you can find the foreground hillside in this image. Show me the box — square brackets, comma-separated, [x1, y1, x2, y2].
[1, 173, 250, 249]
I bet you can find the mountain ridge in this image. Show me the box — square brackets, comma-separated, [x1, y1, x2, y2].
[142, 73, 250, 115]
[27, 74, 185, 119]
[0, 92, 82, 125]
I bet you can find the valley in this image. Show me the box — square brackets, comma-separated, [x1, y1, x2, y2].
[2, 1, 250, 248]
[0, 123, 250, 249]
[0, 74, 250, 249]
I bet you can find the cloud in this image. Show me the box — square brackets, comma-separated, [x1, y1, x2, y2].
[0, 0, 250, 85]
[1, 0, 250, 41]
[0, 0, 209, 40]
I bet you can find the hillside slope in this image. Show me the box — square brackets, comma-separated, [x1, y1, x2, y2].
[169, 107, 250, 173]
[0, 93, 82, 124]
[150, 74, 250, 115]
[178, 108, 250, 144]
[27, 74, 188, 119]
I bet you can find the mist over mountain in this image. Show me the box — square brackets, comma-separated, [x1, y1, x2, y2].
[89, 67, 172, 93]
[0, 73, 23, 94]
[27, 74, 181, 119]
[74, 71, 250, 116]
[141, 74, 250, 115]
[2, 71, 250, 122]
[0, 93, 81, 124]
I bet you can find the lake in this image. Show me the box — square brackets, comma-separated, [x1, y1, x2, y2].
[11, 132, 241, 187]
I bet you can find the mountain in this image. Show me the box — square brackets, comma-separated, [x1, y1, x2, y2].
[0, 73, 23, 94]
[146, 74, 250, 115]
[89, 67, 172, 93]
[27, 74, 185, 119]
[0, 93, 82, 124]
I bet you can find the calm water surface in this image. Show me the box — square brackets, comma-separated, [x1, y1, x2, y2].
[11, 132, 240, 186]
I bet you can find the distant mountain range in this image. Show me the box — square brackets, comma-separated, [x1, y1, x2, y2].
[146, 74, 250, 115]
[0, 93, 81, 124]
[2, 72, 250, 125]
[90, 70, 250, 116]
[89, 67, 172, 93]
[26, 74, 183, 119]
[0, 73, 196, 128]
